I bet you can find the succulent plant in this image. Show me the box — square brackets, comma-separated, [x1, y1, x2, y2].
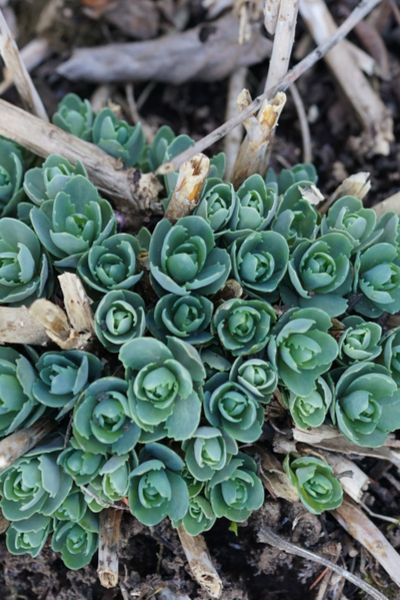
[194, 178, 237, 235]
[284, 455, 343, 514]
[51, 512, 99, 569]
[32, 350, 103, 416]
[144, 126, 193, 172]
[0, 347, 44, 437]
[119, 337, 205, 440]
[207, 452, 264, 522]
[0, 443, 72, 521]
[0, 137, 25, 216]
[6, 514, 52, 557]
[338, 316, 382, 363]
[0, 217, 50, 304]
[147, 293, 213, 345]
[58, 443, 104, 485]
[94, 290, 146, 353]
[227, 174, 277, 241]
[78, 233, 142, 294]
[85, 454, 135, 508]
[213, 298, 276, 356]
[229, 357, 278, 401]
[30, 175, 115, 268]
[52, 93, 94, 141]
[231, 230, 289, 298]
[204, 375, 264, 443]
[53, 488, 88, 523]
[266, 163, 317, 194]
[201, 344, 232, 379]
[321, 195, 378, 251]
[24, 155, 87, 206]
[149, 216, 231, 296]
[272, 182, 319, 247]
[182, 426, 237, 481]
[268, 307, 338, 396]
[286, 377, 332, 430]
[383, 327, 400, 384]
[353, 243, 400, 317]
[128, 443, 189, 526]
[178, 493, 216, 535]
[72, 377, 141, 455]
[281, 232, 353, 317]
[332, 362, 400, 447]
[92, 108, 145, 167]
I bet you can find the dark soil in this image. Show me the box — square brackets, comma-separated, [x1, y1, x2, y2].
[1, 1, 400, 599]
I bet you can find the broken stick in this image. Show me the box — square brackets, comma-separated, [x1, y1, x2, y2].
[164, 154, 210, 221]
[98, 508, 122, 588]
[0, 418, 55, 472]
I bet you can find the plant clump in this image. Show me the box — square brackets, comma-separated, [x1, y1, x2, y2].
[0, 94, 399, 571]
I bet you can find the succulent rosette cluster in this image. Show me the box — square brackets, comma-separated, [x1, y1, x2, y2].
[1, 92, 400, 571]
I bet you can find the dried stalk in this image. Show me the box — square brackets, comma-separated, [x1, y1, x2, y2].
[0, 418, 55, 471]
[320, 171, 371, 214]
[299, 0, 393, 156]
[177, 525, 222, 599]
[0, 37, 50, 95]
[0, 306, 48, 345]
[98, 508, 122, 589]
[58, 273, 93, 336]
[0, 99, 162, 214]
[232, 91, 286, 186]
[29, 298, 92, 350]
[264, 0, 299, 92]
[159, 0, 382, 174]
[373, 191, 400, 217]
[259, 447, 299, 501]
[333, 498, 400, 588]
[289, 83, 312, 163]
[164, 154, 210, 221]
[224, 67, 248, 180]
[0, 510, 9, 533]
[264, 0, 280, 35]
[257, 526, 388, 600]
[0, 9, 48, 119]
[321, 453, 370, 503]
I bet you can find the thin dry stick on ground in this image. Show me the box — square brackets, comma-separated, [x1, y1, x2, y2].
[0, 9, 48, 119]
[0, 418, 55, 472]
[158, 0, 382, 173]
[98, 509, 123, 589]
[0, 37, 50, 95]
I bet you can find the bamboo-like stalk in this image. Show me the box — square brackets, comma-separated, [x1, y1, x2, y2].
[164, 154, 210, 221]
[177, 525, 222, 599]
[0, 99, 162, 214]
[98, 508, 122, 588]
[0, 418, 55, 472]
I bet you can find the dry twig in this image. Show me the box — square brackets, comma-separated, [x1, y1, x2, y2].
[320, 171, 371, 214]
[0, 306, 47, 345]
[0, 37, 50, 95]
[159, 0, 382, 173]
[0, 418, 55, 472]
[98, 508, 122, 589]
[177, 525, 222, 599]
[373, 191, 400, 217]
[289, 83, 312, 163]
[164, 154, 210, 221]
[224, 67, 248, 180]
[0, 9, 48, 119]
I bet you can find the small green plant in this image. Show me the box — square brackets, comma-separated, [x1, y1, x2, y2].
[1, 92, 400, 572]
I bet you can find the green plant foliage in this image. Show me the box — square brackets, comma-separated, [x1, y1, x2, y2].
[281, 232, 353, 316]
[72, 377, 141, 455]
[78, 233, 142, 293]
[231, 230, 289, 298]
[24, 155, 87, 206]
[178, 493, 216, 535]
[147, 293, 213, 345]
[194, 178, 236, 235]
[52, 93, 94, 141]
[338, 316, 382, 363]
[94, 290, 146, 352]
[149, 216, 231, 296]
[204, 375, 264, 443]
[229, 357, 278, 401]
[51, 512, 99, 569]
[383, 327, 400, 384]
[6, 514, 52, 557]
[85, 454, 135, 509]
[58, 443, 104, 485]
[353, 243, 400, 317]
[284, 455, 343, 514]
[30, 175, 115, 268]
[0, 347, 44, 437]
[321, 195, 378, 251]
[266, 163, 317, 194]
[268, 307, 338, 396]
[32, 350, 103, 416]
[0, 217, 50, 304]
[119, 337, 205, 440]
[272, 182, 319, 247]
[207, 452, 264, 522]
[92, 108, 145, 167]
[183, 426, 237, 481]
[286, 377, 332, 430]
[213, 298, 276, 356]
[128, 443, 189, 526]
[332, 362, 400, 447]
[0, 138, 25, 216]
